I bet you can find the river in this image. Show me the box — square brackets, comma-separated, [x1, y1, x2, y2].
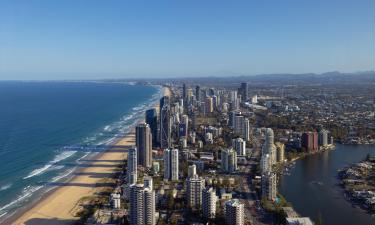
[279, 144, 375, 225]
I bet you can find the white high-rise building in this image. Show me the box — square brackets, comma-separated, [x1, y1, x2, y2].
[188, 164, 197, 178]
[221, 148, 237, 173]
[128, 148, 137, 185]
[163, 149, 179, 181]
[261, 153, 271, 174]
[262, 128, 276, 166]
[319, 129, 329, 147]
[205, 96, 214, 113]
[224, 199, 244, 225]
[144, 188, 155, 225]
[186, 174, 205, 209]
[260, 129, 278, 201]
[111, 193, 121, 209]
[244, 118, 250, 141]
[261, 172, 277, 201]
[232, 138, 246, 156]
[230, 91, 238, 103]
[129, 184, 155, 225]
[202, 187, 217, 219]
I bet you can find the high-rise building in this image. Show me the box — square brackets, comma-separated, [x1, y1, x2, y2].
[233, 114, 250, 141]
[182, 83, 187, 99]
[261, 172, 277, 201]
[240, 82, 248, 102]
[129, 183, 155, 225]
[232, 138, 246, 156]
[221, 148, 237, 173]
[188, 164, 197, 177]
[228, 110, 240, 128]
[230, 91, 237, 103]
[111, 193, 121, 209]
[179, 114, 189, 138]
[224, 199, 244, 225]
[205, 96, 213, 113]
[202, 187, 217, 219]
[136, 123, 152, 168]
[145, 108, 158, 147]
[233, 115, 244, 135]
[195, 85, 201, 102]
[160, 96, 171, 149]
[260, 153, 271, 174]
[275, 142, 285, 163]
[319, 129, 329, 147]
[212, 95, 218, 109]
[163, 149, 179, 181]
[244, 118, 250, 141]
[262, 128, 276, 166]
[186, 88, 194, 104]
[128, 148, 137, 185]
[143, 187, 155, 225]
[186, 174, 205, 209]
[301, 131, 318, 152]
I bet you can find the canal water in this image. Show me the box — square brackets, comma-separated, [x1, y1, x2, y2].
[279, 144, 375, 225]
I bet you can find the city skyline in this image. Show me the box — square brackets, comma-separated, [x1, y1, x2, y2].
[1, 1, 375, 79]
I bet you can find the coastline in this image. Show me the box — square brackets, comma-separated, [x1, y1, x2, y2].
[4, 85, 169, 225]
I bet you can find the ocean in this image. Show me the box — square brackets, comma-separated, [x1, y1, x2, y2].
[0, 81, 161, 219]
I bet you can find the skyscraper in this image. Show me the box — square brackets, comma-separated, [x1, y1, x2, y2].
[228, 110, 240, 128]
[260, 128, 278, 202]
[221, 148, 237, 173]
[318, 129, 329, 147]
[275, 142, 285, 163]
[202, 187, 217, 219]
[188, 164, 197, 178]
[224, 199, 244, 225]
[182, 83, 187, 99]
[186, 174, 205, 209]
[145, 108, 158, 147]
[163, 148, 179, 181]
[128, 148, 137, 185]
[179, 114, 189, 138]
[240, 82, 248, 102]
[301, 131, 318, 152]
[244, 118, 250, 141]
[233, 115, 244, 135]
[195, 85, 200, 102]
[232, 138, 246, 156]
[160, 96, 171, 149]
[260, 153, 271, 174]
[262, 128, 276, 166]
[129, 183, 155, 225]
[136, 123, 152, 168]
[234, 115, 250, 141]
[205, 96, 213, 113]
[261, 172, 277, 201]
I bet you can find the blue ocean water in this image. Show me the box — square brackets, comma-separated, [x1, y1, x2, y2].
[0, 81, 161, 219]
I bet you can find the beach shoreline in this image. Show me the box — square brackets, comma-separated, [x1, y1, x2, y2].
[3, 85, 169, 225]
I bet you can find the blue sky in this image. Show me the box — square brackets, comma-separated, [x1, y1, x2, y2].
[0, 0, 374, 79]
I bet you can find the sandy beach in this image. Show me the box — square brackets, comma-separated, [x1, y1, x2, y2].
[6, 86, 170, 225]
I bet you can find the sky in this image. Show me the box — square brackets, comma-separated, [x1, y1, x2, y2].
[0, 0, 375, 80]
